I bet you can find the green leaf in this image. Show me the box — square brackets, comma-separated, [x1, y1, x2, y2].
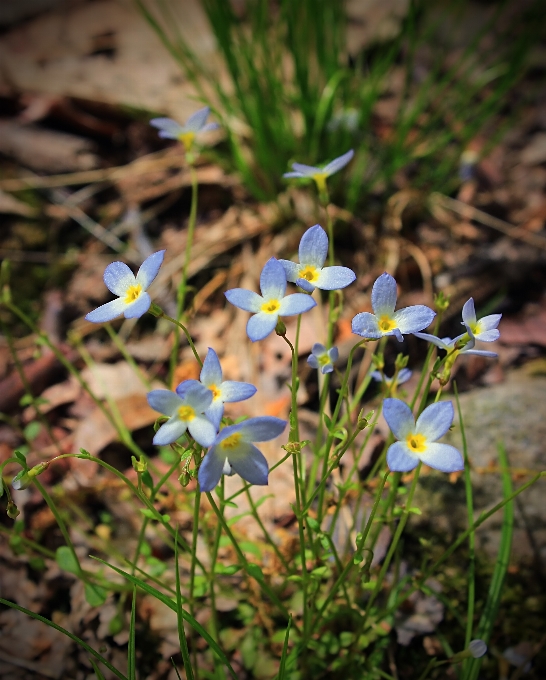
[56, 546, 80, 575]
[141, 471, 154, 490]
[246, 564, 265, 581]
[306, 517, 320, 531]
[23, 421, 41, 442]
[13, 449, 27, 464]
[323, 414, 332, 430]
[85, 583, 108, 607]
[140, 508, 156, 519]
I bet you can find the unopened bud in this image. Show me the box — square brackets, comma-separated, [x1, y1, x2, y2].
[394, 353, 409, 370]
[178, 471, 191, 487]
[451, 639, 487, 663]
[281, 440, 310, 455]
[357, 409, 374, 430]
[131, 455, 147, 474]
[434, 291, 450, 312]
[275, 319, 286, 337]
[28, 462, 49, 479]
[12, 470, 31, 491]
[7, 501, 20, 519]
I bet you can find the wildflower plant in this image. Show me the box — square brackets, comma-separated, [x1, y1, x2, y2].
[150, 106, 219, 152]
[308, 343, 339, 374]
[283, 149, 354, 198]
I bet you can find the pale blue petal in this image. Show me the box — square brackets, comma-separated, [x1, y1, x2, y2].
[136, 250, 165, 289]
[323, 149, 354, 176]
[153, 418, 188, 446]
[157, 130, 179, 140]
[175, 379, 202, 398]
[103, 261, 135, 296]
[299, 225, 328, 268]
[220, 381, 257, 403]
[478, 314, 502, 331]
[184, 106, 211, 132]
[200, 347, 223, 387]
[383, 398, 415, 440]
[260, 257, 286, 299]
[328, 347, 339, 362]
[312, 343, 327, 356]
[370, 370, 383, 382]
[393, 306, 435, 334]
[204, 401, 224, 430]
[416, 402, 454, 441]
[461, 298, 477, 326]
[85, 298, 128, 323]
[413, 332, 450, 350]
[229, 444, 269, 486]
[351, 312, 382, 339]
[147, 389, 182, 416]
[290, 162, 320, 176]
[315, 266, 356, 290]
[420, 443, 464, 472]
[296, 278, 315, 293]
[235, 416, 287, 443]
[320, 363, 334, 374]
[225, 288, 262, 312]
[393, 328, 404, 342]
[278, 294, 316, 316]
[371, 273, 397, 317]
[474, 328, 500, 342]
[307, 355, 320, 369]
[278, 259, 301, 283]
[247, 312, 278, 341]
[386, 442, 419, 472]
[283, 171, 307, 179]
[200, 122, 220, 132]
[124, 292, 151, 319]
[461, 348, 498, 357]
[198, 448, 225, 492]
[184, 382, 213, 412]
[397, 368, 412, 384]
[188, 415, 217, 447]
[150, 117, 183, 135]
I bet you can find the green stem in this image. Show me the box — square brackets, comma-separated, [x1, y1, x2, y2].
[150, 303, 202, 368]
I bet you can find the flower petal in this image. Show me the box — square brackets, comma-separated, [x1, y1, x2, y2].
[308, 354, 319, 369]
[477, 313, 502, 332]
[124, 292, 151, 319]
[183, 382, 213, 413]
[320, 363, 334, 374]
[153, 418, 188, 446]
[278, 293, 316, 316]
[315, 266, 356, 290]
[247, 312, 278, 341]
[147, 389, 182, 416]
[397, 368, 412, 384]
[136, 250, 165, 289]
[461, 348, 498, 358]
[150, 117, 183, 135]
[328, 347, 339, 362]
[295, 278, 315, 293]
[419, 443, 464, 472]
[351, 312, 382, 338]
[103, 261, 135, 296]
[85, 298, 128, 323]
[184, 106, 211, 132]
[260, 257, 286, 300]
[278, 259, 301, 283]
[175, 379, 202, 398]
[188, 415, 217, 448]
[415, 401, 454, 441]
[198, 448, 225, 492]
[299, 225, 328, 269]
[386, 442, 419, 471]
[393, 306, 435, 334]
[234, 416, 287, 443]
[323, 149, 354, 176]
[474, 328, 500, 342]
[200, 122, 220, 133]
[225, 288, 262, 312]
[383, 398, 415, 440]
[200, 347, 223, 387]
[462, 298, 477, 326]
[283, 171, 306, 179]
[413, 332, 450, 350]
[290, 162, 320, 176]
[204, 401, 224, 431]
[220, 381, 257, 403]
[229, 443, 269, 485]
[371, 273, 397, 317]
[312, 343, 327, 355]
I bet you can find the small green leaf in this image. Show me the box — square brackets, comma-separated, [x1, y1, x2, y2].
[56, 546, 80, 575]
[24, 421, 41, 442]
[246, 564, 264, 581]
[141, 471, 154, 490]
[408, 506, 422, 515]
[140, 508, 156, 519]
[323, 414, 332, 430]
[13, 450, 27, 464]
[85, 582, 108, 607]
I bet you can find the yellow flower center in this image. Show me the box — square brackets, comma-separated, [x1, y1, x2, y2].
[406, 433, 426, 453]
[312, 172, 328, 194]
[221, 433, 242, 450]
[178, 405, 195, 421]
[318, 354, 330, 367]
[261, 299, 280, 314]
[178, 131, 196, 151]
[209, 384, 222, 401]
[378, 315, 397, 332]
[299, 265, 319, 283]
[124, 283, 143, 304]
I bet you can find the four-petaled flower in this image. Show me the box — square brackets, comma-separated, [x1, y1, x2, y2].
[461, 297, 501, 342]
[85, 250, 165, 323]
[279, 225, 356, 292]
[352, 273, 435, 342]
[383, 398, 463, 473]
[147, 381, 217, 448]
[225, 257, 316, 342]
[283, 149, 354, 195]
[198, 417, 287, 492]
[307, 343, 339, 374]
[198, 347, 257, 429]
[414, 327, 497, 358]
[371, 368, 412, 386]
[150, 107, 219, 151]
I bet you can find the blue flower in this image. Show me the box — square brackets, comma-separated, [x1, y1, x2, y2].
[279, 225, 356, 292]
[383, 398, 463, 473]
[147, 381, 217, 448]
[150, 107, 219, 151]
[198, 348, 257, 429]
[414, 327, 498, 358]
[307, 343, 339, 374]
[351, 273, 435, 342]
[225, 257, 316, 342]
[461, 298, 501, 342]
[198, 416, 287, 492]
[85, 251, 165, 323]
[371, 368, 412, 387]
[283, 149, 354, 194]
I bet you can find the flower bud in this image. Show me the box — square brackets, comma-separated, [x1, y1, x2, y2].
[275, 319, 287, 337]
[7, 501, 20, 519]
[131, 455, 147, 474]
[12, 470, 31, 491]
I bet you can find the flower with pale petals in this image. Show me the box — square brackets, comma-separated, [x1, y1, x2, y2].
[225, 257, 316, 342]
[461, 297, 501, 342]
[414, 327, 498, 358]
[352, 273, 435, 342]
[198, 417, 287, 492]
[279, 225, 356, 292]
[85, 251, 165, 323]
[150, 107, 219, 151]
[197, 347, 256, 430]
[371, 368, 412, 387]
[147, 381, 216, 448]
[307, 343, 339, 374]
[283, 149, 354, 194]
[383, 398, 463, 473]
